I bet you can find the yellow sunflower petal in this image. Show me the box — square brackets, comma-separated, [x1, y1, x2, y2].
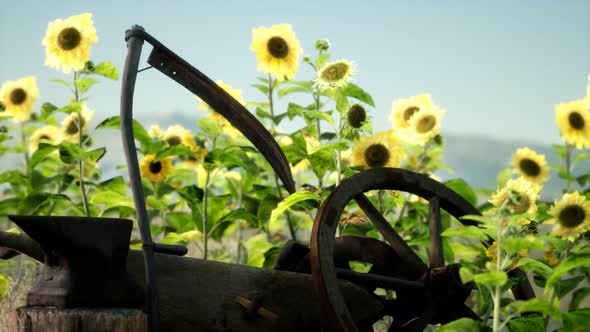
[30, 125, 62, 152]
[510, 147, 550, 185]
[390, 94, 433, 131]
[555, 99, 590, 149]
[0, 76, 40, 123]
[42, 13, 97, 74]
[351, 131, 406, 169]
[402, 105, 445, 146]
[489, 177, 542, 218]
[250, 24, 302, 80]
[140, 154, 174, 182]
[61, 103, 94, 142]
[546, 192, 590, 241]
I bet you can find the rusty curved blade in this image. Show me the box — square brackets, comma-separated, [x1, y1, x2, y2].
[130, 29, 295, 194]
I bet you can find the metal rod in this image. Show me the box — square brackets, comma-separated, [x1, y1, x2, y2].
[335, 268, 424, 290]
[121, 25, 159, 332]
[428, 196, 444, 269]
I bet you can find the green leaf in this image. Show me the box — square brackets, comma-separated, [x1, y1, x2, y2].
[342, 83, 375, 107]
[349, 261, 373, 273]
[546, 254, 590, 290]
[86, 147, 106, 163]
[155, 144, 195, 161]
[507, 298, 560, 317]
[198, 117, 222, 138]
[569, 287, 590, 311]
[473, 271, 507, 287]
[574, 152, 590, 164]
[336, 92, 349, 113]
[244, 233, 273, 267]
[304, 110, 335, 127]
[0, 132, 10, 143]
[496, 167, 513, 189]
[50, 78, 73, 89]
[19, 193, 69, 215]
[503, 236, 545, 254]
[92, 61, 119, 80]
[29, 143, 58, 171]
[177, 185, 204, 206]
[97, 176, 126, 194]
[251, 84, 269, 94]
[552, 144, 567, 159]
[56, 102, 82, 114]
[218, 209, 258, 228]
[459, 267, 474, 284]
[287, 102, 306, 119]
[74, 77, 99, 94]
[555, 276, 584, 299]
[0, 170, 28, 187]
[437, 318, 483, 332]
[90, 191, 135, 209]
[257, 195, 279, 228]
[161, 230, 201, 245]
[506, 316, 545, 332]
[562, 309, 590, 331]
[204, 149, 256, 175]
[444, 179, 477, 206]
[513, 257, 552, 273]
[95, 115, 120, 130]
[270, 190, 320, 224]
[40, 102, 58, 117]
[146, 196, 169, 211]
[278, 86, 310, 98]
[0, 274, 9, 301]
[315, 54, 330, 68]
[58, 141, 85, 164]
[441, 225, 487, 240]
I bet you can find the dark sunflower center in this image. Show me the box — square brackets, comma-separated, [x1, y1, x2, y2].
[347, 104, 367, 129]
[558, 205, 586, 228]
[57, 27, 82, 51]
[65, 116, 84, 135]
[166, 136, 182, 146]
[568, 112, 585, 130]
[267, 36, 289, 59]
[39, 135, 50, 140]
[320, 62, 349, 82]
[9, 88, 27, 105]
[509, 194, 530, 214]
[403, 106, 419, 122]
[416, 115, 436, 133]
[519, 158, 541, 177]
[149, 161, 163, 174]
[364, 144, 390, 168]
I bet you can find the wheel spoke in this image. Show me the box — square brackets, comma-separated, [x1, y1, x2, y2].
[354, 194, 428, 277]
[428, 196, 444, 269]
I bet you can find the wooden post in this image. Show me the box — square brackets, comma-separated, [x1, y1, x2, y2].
[8, 307, 147, 332]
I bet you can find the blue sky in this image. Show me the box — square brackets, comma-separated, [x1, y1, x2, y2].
[1, 0, 589, 145]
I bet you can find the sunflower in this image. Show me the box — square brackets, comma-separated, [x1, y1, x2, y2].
[139, 154, 173, 182]
[545, 192, 590, 241]
[510, 147, 550, 185]
[163, 125, 198, 151]
[543, 246, 560, 267]
[489, 177, 541, 220]
[347, 104, 367, 129]
[0, 76, 40, 122]
[196, 80, 244, 138]
[61, 103, 93, 142]
[352, 131, 405, 169]
[250, 24, 302, 80]
[390, 94, 434, 130]
[29, 126, 62, 152]
[42, 13, 97, 74]
[314, 60, 356, 91]
[555, 99, 590, 149]
[148, 125, 163, 138]
[403, 106, 446, 146]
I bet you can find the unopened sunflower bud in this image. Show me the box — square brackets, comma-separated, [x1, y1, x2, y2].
[302, 56, 312, 64]
[347, 104, 367, 129]
[84, 60, 95, 72]
[314, 39, 331, 52]
[433, 134, 443, 146]
[0, 101, 5, 112]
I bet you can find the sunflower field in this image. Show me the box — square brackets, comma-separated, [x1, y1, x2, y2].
[1, 13, 590, 332]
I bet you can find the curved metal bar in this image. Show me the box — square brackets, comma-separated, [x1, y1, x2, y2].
[125, 28, 295, 195]
[121, 25, 160, 332]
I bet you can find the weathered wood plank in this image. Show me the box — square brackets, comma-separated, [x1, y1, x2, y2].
[8, 307, 146, 332]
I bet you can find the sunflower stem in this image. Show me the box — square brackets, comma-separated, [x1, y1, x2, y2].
[73, 71, 90, 217]
[20, 122, 31, 193]
[565, 143, 573, 193]
[267, 74, 297, 240]
[202, 137, 217, 261]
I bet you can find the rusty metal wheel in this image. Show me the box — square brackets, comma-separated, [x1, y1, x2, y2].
[310, 168, 535, 331]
